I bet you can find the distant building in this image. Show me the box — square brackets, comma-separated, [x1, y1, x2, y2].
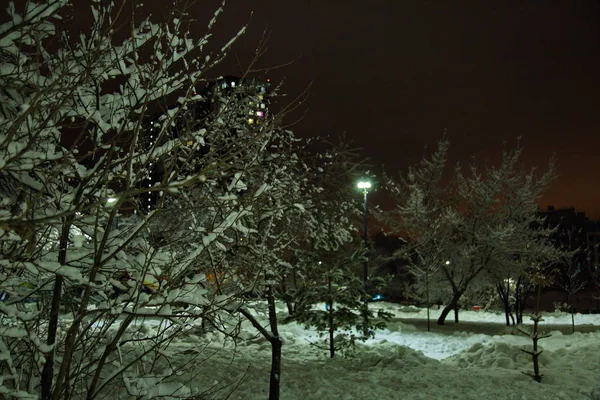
[138, 76, 272, 211]
[539, 205, 600, 276]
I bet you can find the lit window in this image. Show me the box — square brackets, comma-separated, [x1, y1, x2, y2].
[231, 81, 236, 87]
[260, 103, 266, 109]
[258, 95, 263, 100]
[248, 118, 254, 124]
[256, 111, 264, 117]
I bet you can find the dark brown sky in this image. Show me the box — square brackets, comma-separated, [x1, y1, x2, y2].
[193, 1, 599, 218]
[53, 1, 598, 217]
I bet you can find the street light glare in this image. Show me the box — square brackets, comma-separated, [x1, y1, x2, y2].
[357, 181, 371, 189]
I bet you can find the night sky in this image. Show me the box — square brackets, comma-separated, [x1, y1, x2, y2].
[59, 1, 600, 217]
[195, 1, 599, 218]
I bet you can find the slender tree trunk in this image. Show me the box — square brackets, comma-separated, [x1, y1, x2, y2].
[437, 303, 452, 326]
[425, 269, 431, 332]
[327, 273, 335, 358]
[269, 336, 282, 400]
[281, 279, 295, 315]
[515, 277, 529, 325]
[86, 315, 134, 398]
[266, 289, 281, 400]
[453, 303, 459, 323]
[569, 293, 575, 333]
[41, 218, 72, 400]
[41, 276, 63, 400]
[239, 298, 282, 400]
[437, 290, 463, 325]
[497, 284, 513, 326]
[328, 304, 335, 358]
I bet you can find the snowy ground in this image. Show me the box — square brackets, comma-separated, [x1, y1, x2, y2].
[111, 303, 600, 399]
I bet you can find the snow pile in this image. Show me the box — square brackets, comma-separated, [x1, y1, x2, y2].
[446, 341, 549, 369]
[350, 342, 439, 369]
[79, 303, 600, 399]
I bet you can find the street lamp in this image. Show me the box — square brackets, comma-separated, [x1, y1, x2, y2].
[106, 197, 120, 228]
[357, 181, 371, 289]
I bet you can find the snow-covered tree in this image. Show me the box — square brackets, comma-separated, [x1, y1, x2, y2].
[0, 1, 278, 398]
[384, 139, 562, 325]
[553, 228, 587, 332]
[384, 140, 454, 330]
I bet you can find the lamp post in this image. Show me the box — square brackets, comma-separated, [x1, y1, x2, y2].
[357, 180, 371, 335]
[357, 181, 371, 290]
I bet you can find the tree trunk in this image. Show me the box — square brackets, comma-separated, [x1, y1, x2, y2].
[328, 303, 335, 358]
[327, 273, 335, 358]
[569, 293, 575, 333]
[425, 269, 431, 332]
[286, 301, 295, 316]
[280, 279, 296, 316]
[514, 276, 530, 325]
[497, 284, 514, 326]
[437, 291, 462, 325]
[86, 315, 134, 398]
[269, 336, 282, 400]
[453, 304, 459, 323]
[437, 303, 452, 326]
[239, 300, 281, 400]
[266, 289, 281, 400]
[41, 218, 72, 400]
[41, 275, 63, 400]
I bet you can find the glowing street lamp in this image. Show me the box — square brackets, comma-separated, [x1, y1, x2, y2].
[357, 181, 372, 191]
[106, 197, 120, 228]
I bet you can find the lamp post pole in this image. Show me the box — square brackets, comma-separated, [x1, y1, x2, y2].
[357, 181, 371, 336]
[362, 188, 369, 287]
[357, 181, 371, 291]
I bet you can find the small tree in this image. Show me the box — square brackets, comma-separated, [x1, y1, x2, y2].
[283, 142, 391, 357]
[517, 265, 554, 383]
[555, 228, 587, 332]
